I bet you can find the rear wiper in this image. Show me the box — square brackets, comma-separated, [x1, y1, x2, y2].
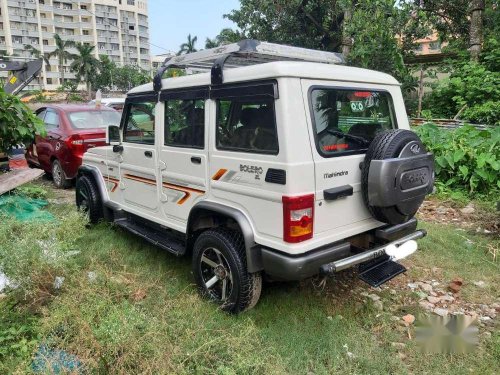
[326, 129, 370, 146]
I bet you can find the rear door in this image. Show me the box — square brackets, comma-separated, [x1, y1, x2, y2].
[301, 80, 398, 235]
[157, 88, 209, 229]
[37, 108, 62, 171]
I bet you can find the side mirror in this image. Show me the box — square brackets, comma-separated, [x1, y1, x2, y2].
[106, 125, 121, 145]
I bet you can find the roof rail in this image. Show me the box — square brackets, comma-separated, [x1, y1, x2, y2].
[153, 39, 344, 92]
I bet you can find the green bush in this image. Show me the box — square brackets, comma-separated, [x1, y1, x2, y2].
[461, 101, 500, 126]
[0, 89, 46, 153]
[415, 123, 500, 195]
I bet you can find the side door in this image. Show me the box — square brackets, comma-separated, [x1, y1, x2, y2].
[37, 108, 62, 172]
[157, 88, 209, 229]
[113, 95, 159, 215]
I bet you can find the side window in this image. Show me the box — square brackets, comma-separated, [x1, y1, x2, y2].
[44, 110, 59, 130]
[36, 109, 46, 121]
[164, 99, 205, 149]
[123, 101, 156, 145]
[216, 97, 278, 154]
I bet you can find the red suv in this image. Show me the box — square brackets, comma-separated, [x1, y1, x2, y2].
[27, 104, 121, 188]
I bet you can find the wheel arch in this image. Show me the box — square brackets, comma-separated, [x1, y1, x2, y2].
[187, 201, 263, 273]
[78, 165, 110, 205]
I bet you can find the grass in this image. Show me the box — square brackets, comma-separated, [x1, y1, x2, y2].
[0, 190, 499, 374]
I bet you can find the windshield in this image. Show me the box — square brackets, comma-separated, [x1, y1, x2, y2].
[68, 110, 121, 129]
[310, 88, 396, 157]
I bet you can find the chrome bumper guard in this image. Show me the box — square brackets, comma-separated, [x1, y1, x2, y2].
[320, 229, 427, 275]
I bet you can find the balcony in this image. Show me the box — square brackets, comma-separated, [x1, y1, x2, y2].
[39, 5, 54, 13]
[40, 18, 54, 26]
[8, 14, 22, 22]
[53, 8, 81, 17]
[80, 21, 93, 29]
[42, 31, 54, 39]
[80, 35, 94, 43]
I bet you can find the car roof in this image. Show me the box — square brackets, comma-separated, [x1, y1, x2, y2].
[41, 104, 118, 112]
[128, 61, 400, 95]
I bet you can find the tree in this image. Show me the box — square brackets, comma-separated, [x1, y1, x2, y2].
[469, 0, 485, 60]
[205, 28, 244, 48]
[23, 45, 50, 67]
[47, 34, 75, 86]
[91, 55, 117, 92]
[70, 43, 99, 98]
[0, 88, 45, 154]
[178, 34, 198, 55]
[112, 65, 150, 92]
[226, 0, 347, 51]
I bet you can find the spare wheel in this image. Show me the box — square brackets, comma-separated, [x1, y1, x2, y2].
[361, 129, 434, 225]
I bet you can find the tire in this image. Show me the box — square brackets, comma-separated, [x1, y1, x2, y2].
[361, 129, 428, 224]
[51, 159, 72, 189]
[76, 175, 103, 224]
[192, 228, 262, 313]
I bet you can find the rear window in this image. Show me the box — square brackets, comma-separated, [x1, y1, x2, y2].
[310, 88, 396, 157]
[68, 110, 121, 129]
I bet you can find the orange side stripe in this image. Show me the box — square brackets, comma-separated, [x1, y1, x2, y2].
[212, 168, 227, 181]
[123, 174, 205, 204]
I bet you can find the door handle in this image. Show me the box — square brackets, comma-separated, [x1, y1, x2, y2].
[144, 151, 153, 158]
[323, 185, 353, 201]
[191, 156, 201, 164]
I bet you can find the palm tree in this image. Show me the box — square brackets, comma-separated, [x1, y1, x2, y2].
[70, 43, 98, 98]
[178, 34, 198, 55]
[24, 45, 51, 67]
[47, 34, 75, 86]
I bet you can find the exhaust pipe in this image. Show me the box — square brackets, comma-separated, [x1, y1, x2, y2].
[320, 229, 427, 274]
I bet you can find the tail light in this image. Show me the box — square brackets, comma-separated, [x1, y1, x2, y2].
[66, 134, 84, 154]
[282, 194, 314, 243]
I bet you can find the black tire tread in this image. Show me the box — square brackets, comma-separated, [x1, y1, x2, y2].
[193, 228, 262, 313]
[76, 175, 103, 224]
[362, 129, 422, 224]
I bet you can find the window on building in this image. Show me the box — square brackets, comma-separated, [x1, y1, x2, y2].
[429, 41, 441, 51]
[129, 25, 135, 31]
[127, 0, 135, 5]
[43, 39, 48, 45]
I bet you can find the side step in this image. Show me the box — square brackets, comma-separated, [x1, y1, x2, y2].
[358, 255, 406, 287]
[114, 218, 185, 256]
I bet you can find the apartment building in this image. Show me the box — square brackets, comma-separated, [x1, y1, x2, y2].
[0, 0, 151, 90]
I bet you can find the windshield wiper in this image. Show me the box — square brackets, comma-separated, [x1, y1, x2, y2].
[326, 129, 370, 146]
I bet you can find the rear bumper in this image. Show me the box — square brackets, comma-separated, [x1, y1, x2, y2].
[261, 219, 422, 281]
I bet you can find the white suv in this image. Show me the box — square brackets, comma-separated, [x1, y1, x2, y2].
[76, 41, 434, 313]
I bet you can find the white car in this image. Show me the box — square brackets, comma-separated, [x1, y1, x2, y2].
[88, 97, 125, 111]
[76, 41, 434, 313]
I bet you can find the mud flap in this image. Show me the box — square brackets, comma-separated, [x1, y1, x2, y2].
[358, 255, 406, 287]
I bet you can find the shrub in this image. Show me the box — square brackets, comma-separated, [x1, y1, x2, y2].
[415, 123, 500, 195]
[0, 89, 46, 153]
[461, 101, 500, 126]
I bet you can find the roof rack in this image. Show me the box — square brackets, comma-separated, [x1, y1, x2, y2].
[153, 39, 344, 92]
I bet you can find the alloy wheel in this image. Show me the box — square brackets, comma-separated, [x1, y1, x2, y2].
[199, 247, 233, 301]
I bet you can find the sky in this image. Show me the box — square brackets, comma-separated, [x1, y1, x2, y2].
[148, 0, 240, 56]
